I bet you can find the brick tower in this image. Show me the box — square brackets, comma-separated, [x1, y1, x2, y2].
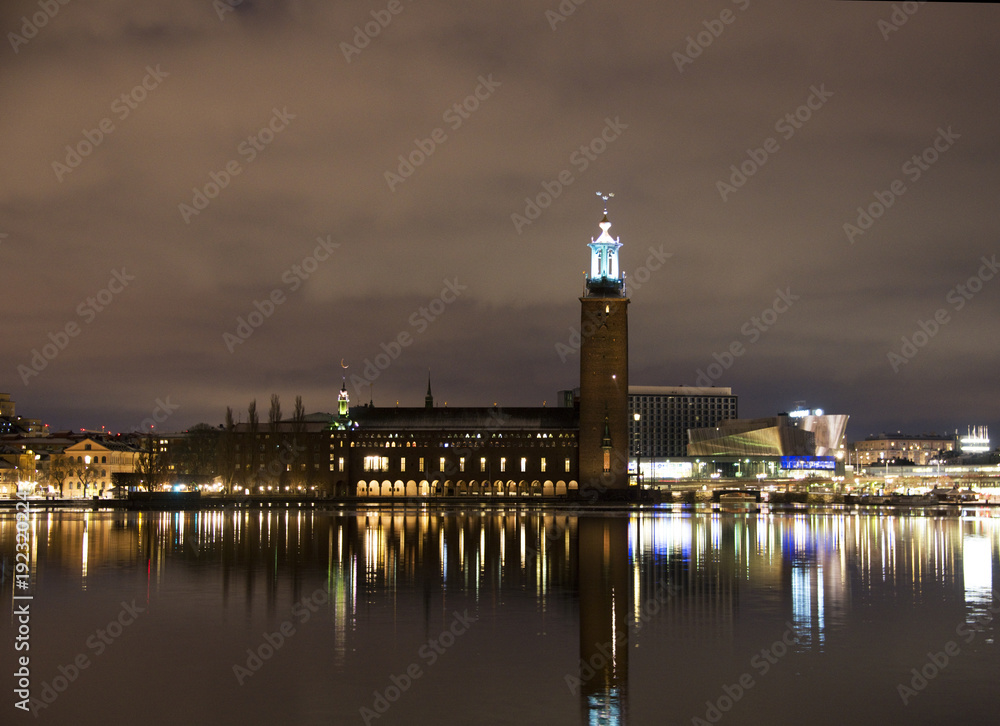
[578, 194, 630, 494]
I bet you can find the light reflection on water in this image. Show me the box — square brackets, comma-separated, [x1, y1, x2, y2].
[2, 506, 999, 725]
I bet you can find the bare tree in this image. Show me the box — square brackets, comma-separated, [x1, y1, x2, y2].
[291, 395, 306, 488]
[268, 394, 282, 434]
[135, 434, 169, 492]
[266, 394, 284, 490]
[74, 461, 101, 498]
[221, 407, 237, 493]
[293, 395, 305, 428]
[246, 399, 260, 490]
[44, 455, 72, 497]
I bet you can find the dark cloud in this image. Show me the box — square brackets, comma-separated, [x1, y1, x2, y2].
[2, 0, 998, 441]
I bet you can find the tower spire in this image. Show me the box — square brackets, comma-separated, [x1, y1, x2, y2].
[425, 371, 434, 409]
[596, 190, 614, 217]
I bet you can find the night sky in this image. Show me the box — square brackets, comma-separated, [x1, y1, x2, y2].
[3, 1, 998, 441]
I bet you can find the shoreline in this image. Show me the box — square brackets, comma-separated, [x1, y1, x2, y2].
[1, 493, 997, 514]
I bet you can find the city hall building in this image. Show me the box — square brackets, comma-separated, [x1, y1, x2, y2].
[341, 392, 580, 497]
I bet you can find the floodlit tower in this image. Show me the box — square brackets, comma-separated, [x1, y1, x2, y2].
[338, 379, 350, 420]
[578, 192, 630, 493]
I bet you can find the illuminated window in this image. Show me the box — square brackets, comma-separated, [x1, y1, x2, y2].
[603, 451, 611, 473]
[338, 456, 344, 471]
[400, 457, 406, 472]
[480, 457, 486, 472]
[520, 457, 527, 473]
[500, 458, 506, 473]
[541, 458, 547, 473]
[565, 458, 571, 473]
[419, 457, 424, 472]
[459, 457, 465, 473]
[440, 457, 446, 472]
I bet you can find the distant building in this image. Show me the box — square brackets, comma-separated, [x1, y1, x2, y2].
[628, 386, 738, 458]
[58, 438, 141, 497]
[558, 385, 739, 459]
[960, 426, 991, 454]
[0, 392, 46, 435]
[0, 444, 38, 495]
[688, 415, 815, 457]
[687, 411, 849, 459]
[852, 433, 956, 466]
[784, 408, 849, 458]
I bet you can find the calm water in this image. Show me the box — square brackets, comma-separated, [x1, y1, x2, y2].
[4, 504, 1000, 725]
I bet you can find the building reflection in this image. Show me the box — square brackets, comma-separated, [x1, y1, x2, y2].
[2, 504, 998, 717]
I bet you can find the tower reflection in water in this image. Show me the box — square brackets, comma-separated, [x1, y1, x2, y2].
[578, 516, 630, 725]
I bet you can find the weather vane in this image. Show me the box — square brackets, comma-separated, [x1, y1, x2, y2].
[596, 191, 614, 214]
